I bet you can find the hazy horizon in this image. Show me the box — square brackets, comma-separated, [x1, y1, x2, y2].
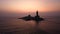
[0, 10, 60, 18]
[0, 0, 60, 17]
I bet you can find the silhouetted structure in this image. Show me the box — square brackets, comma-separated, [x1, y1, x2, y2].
[18, 14, 33, 21]
[33, 11, 44, 22]
[18, 11, 44, 22]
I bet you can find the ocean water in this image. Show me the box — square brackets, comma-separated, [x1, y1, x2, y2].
[0, 17, 60, 34]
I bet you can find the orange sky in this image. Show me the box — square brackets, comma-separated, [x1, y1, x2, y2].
[0, 0, 60, 12]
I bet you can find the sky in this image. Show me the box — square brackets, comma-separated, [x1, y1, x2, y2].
[0, 0, 60, 12]
[0, 0, 60, 17]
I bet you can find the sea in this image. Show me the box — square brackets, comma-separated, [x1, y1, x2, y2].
[0, 12, 60, 34]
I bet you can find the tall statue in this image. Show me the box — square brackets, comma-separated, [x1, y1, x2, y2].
[36, 11, 38, 16]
